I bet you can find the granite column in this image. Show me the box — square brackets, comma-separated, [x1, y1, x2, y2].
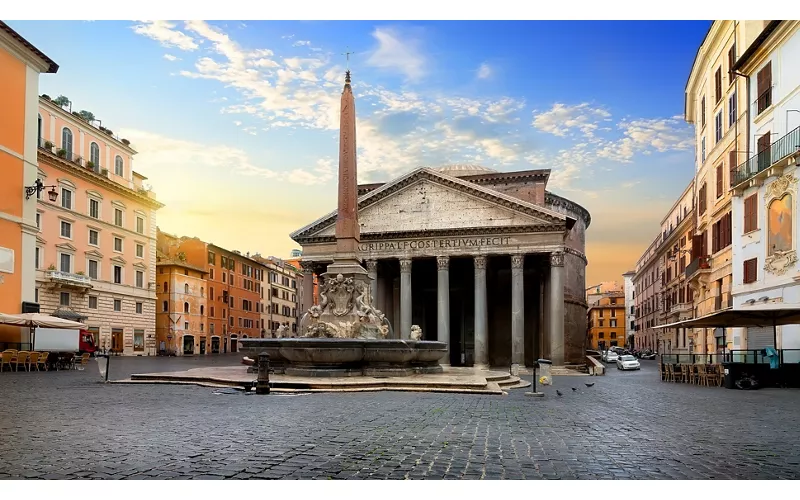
[473, 255, 488, 368]
[549, 251, 565, 366]
[366, 260, 378, 306]
[511, 254, 525, 375]
[400, 258, 412, 340]
[437, 256, 450, 365]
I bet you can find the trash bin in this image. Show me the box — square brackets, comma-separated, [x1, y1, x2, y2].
[537, 358, 552, 386]
[722, 363, 736, 389]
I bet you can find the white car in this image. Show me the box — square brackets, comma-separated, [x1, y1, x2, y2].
[616, 355, 641, 370]
[602, 350, 619, 363]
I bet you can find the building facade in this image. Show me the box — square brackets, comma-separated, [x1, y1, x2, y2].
[622, 271, 635, 348]
[586, 281, 623, 307]
[657, 180, 697, 353]
[0, 21, 57, 348]
[587, 292, 625, 351]
[633, 234, 663, 351]
[252, 254, 299, 336]
[34, 96, 162, 355]
[730, 21, 800, 354]
[286, 255, 318, 327]
[155, 259, 207, 356]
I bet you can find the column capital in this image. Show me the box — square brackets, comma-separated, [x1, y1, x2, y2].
[399, 258, 413, 273]
[511, 254, 525, 269]
[474, 255, 487, 270]
[300, 261, 315, 273]
[436, 256, 449, 271]
[365, 260, 378, 273]
[550, 250, 565, 268]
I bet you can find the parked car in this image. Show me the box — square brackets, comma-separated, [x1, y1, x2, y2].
[616, 354, 641, 370]
[602, 350, 619, 363]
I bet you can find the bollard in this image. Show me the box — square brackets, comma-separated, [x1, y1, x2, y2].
[256, 351, 270, 394]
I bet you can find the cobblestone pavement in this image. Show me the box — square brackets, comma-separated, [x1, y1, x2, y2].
[2, 356, 800, 480]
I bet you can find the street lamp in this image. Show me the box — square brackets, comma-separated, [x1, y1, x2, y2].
[24, 179, 58, 201]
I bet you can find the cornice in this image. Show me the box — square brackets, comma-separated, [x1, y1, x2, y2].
[38, 149, 164, 210]
[39, 98, 137, 155]
[295, 224, 567, 245]
[563, 246, 588, 265]
[544, 191, 592, 228]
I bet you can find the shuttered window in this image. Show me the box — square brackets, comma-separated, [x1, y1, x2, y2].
[698, 183, 707, 215]
[743, 258, 758, 284]
[701, 96, 706, 127]
[743, 194, 758, 233]
[716, 164, 724, 198]
[729, 150, 738, 188]
[715, 67, 723, 103]
[757, 62, 772, 114]
[727, 44, 736, 85]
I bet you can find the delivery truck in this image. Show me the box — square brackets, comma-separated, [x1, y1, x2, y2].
[33, 328, 97, 354]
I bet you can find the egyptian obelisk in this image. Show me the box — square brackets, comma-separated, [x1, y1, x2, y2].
[323, 69, 369, 279]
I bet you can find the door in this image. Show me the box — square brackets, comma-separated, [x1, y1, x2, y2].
[111, 328, 123, 354]
[199, 339, 206, 355]
[230, 336, 238, 353]
[211, 337, 220, 354]
[183, 335, 194, 355]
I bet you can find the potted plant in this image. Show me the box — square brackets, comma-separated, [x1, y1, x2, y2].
[47, 264, 56, 271]
[41, 94, 51, 101]
[57, 149, 67, 158]
[44, 140, 54, 150]
[121, 138, 130, 146]
[104, 129, 113, 136]
[76, 271, 85, 276]
[101, 168, 109, 177]
[87, 160, 95, 169]
[71, 110, 82, 118]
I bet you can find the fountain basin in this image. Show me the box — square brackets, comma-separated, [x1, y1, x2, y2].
[239, 338, 447, 377]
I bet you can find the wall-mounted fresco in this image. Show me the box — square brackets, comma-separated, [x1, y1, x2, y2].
[768, 193, 793, 255]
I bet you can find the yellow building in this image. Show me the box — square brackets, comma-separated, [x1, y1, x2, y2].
[0, 21, 58, 348]
[587, 292, 626, 350]
[684, 21, 767, 353]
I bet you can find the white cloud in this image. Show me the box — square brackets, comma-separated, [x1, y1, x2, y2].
[163, 54, 179, 61]
[477, 62, 492, 79]
[532, 103, 611, 138]
[596, 117, 693, 163]
[292, 40, 311, 47]
[132, 21, 199, 51]
[366, 27, 426, 82]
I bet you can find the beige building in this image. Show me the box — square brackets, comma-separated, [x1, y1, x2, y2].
[633, 234, 663, 351]
[252, 255, 298, 336]
[684, 21, 767, 353]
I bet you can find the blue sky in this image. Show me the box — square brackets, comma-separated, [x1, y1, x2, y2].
[7, 20, 712, 284]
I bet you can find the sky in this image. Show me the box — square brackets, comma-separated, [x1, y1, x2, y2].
[7, 20, 712, 286]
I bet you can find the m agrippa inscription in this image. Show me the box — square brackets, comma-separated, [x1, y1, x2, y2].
[359, 236, 511, 253]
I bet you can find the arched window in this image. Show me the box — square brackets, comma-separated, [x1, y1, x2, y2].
[163, 282, 168, 293]
[200, 305, 204, 315]
[90, 142, 100, 167]
[184, 283, 190, 294]
[61, 128, 73, 157]
[115, 155, 124, 177]
[184, 302, 190, 313]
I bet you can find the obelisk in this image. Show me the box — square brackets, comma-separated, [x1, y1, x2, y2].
[323, 69, 368, 279]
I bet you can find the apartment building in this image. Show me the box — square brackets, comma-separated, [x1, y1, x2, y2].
[633, 234, 663, 351]
[587, 292, 625, 350]
[622, 271, 635, 348]
[252, 254, 298, 336]
[155, 256, 208, 356]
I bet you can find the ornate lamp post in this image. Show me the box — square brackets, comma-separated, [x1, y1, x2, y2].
[24, 179, 58, 201]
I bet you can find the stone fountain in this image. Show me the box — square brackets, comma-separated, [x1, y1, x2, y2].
[240, 70, 447, 377]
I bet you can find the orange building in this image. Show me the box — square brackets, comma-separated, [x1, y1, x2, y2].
[0, 21, 58, 348]
[587, 292, 626, 350]
[155, 256, 208, 356]
[156, 229, 267, 353]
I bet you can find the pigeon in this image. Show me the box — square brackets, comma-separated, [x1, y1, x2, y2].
[571, 387, 578, 392]
[585, 382, 595, 388]
[556, 390, 563, 396]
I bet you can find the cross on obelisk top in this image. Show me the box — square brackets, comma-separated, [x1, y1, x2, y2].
[342, 48, 354, 70]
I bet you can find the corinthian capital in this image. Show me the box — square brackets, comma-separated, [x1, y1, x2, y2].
[550, 251, 565, 268]
[399, 258, 413, 273]
[474, 255, 487, 270]
[511, 254, 525, 269]
[436, 256, 449, 271]
[365, 260, 378, 273]
[300, 261, 315, 273]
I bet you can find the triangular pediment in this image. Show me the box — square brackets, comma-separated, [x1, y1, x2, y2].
[292, 168, 568, 241]
[85, 249, 104, 259]
[55, 242, 77, 252]
[111, 255, 126, 265]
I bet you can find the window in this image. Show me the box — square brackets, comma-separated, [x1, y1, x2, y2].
[210, 287, 214, 300]
[727, 44, 736, 84]
[114, 299, 122, 311]
[716, 164, 724, 198]
[611, 309, 616, 318]
[610, 319, 617, 327]
[743, 194, 758, 233]
[36, 212, 40, 230]
[89, 229, 99, 246]
[90, 142, 100, 167]
[88, 259, 98, 279]
[728, 91, 737, 127]
[162, 301, 168, 312]
[210, 306, 215, 318]
[701, 137, 706, 163]
[599, 319, 604, 327]
[184, 302, 190, 313]
[59, 253, 72, 273]
[113, 265, 122, 284]
[200, 287, 204, 297]
[756, 61, 772, 115]
[698, 183, 707, 215]
[89, 199, 99, 219]
[700, 96, 706, 127]
[729, 150, 738, 188]
[136, 216, 144, 234]
[715, 112, 722, 143]
[89, 296, 98, 309]
[136, 302, 143, 314]
[136, 243, 144, 258]
[184, 283, 190, 294]
[60, 220, 72, 239]
[185, 321, 190, 330]
[743, 258, 758, 284]
[714, 67, 722, 103]
[60, 292, 70, 306]
[114, 237, 123, 252]
[712, 212, 732, 253]
[757, 131, 772, 171]
[133, 330, 144, 352]
[136, 270, 144, 288]
[200, 305, 204, 315]
[598, 332, 604, 339]
[210, 268, 214, 280]
[114, 208, 123, 227]
[61, 128, 73, 156]
[35, 247, 41, 269]
[61, 188, 72, 210]
[115, 156, 123, 177]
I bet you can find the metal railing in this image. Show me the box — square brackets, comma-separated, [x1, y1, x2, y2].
[661, 350, 800, 366]
[732, 126, 800, 187]
[685, 256, 710, 279]
[47, 270, 92, 287]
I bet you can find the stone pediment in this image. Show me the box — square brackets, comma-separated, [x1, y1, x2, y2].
[292, 168, 570, 242]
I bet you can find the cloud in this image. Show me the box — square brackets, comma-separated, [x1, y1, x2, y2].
[163, 54, 179, 61]
[532, 103, 611, 138]
[595, 117, 693, 163]
[476, 63, 492, 79]
[132, 21, 199, 51]
[366, 27, 426, 82]
[292, 40, 311, 47]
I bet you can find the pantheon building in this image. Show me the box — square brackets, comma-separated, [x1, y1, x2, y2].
[291, 164, 591, 368]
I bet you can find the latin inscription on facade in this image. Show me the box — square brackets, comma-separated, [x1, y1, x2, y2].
[358, 237, 511, 253]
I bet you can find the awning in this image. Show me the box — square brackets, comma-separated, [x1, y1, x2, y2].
[0, 312, 86, 329]
[52, 307, 88, 322]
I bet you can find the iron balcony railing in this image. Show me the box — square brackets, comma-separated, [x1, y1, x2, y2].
[685, 256, 710, 279]
[732, 126, 800, 187]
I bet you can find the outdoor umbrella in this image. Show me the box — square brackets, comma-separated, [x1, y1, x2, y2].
[0, 312, 87, 349]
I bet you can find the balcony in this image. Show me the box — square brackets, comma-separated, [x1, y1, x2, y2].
[674, 302, 693, 314]
[732, 126, 800, 190]
[47, 270, 93, 289]
[685, 256, 711, 280]
[38, 138, 107, 176]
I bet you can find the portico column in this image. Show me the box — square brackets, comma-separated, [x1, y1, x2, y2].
[399, 258, 413, 340]
[511, 254, 525, 375]
[473, 255, 488, 368]
[437, 256, 450, 365]
[300, 261, 314, 318]
[365, 260, 378, 307]
[549, 251, 566, 366]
